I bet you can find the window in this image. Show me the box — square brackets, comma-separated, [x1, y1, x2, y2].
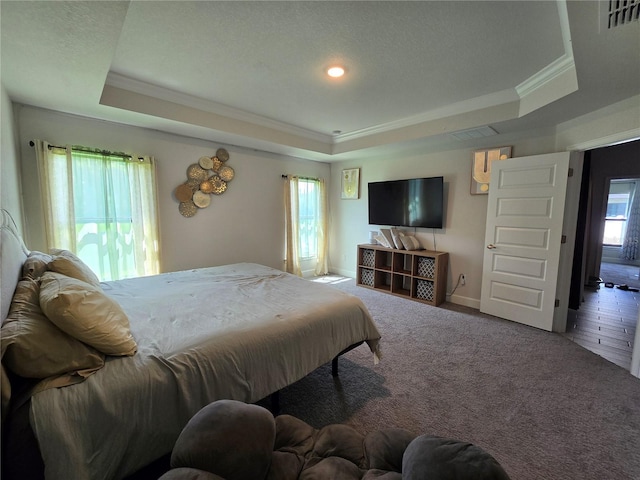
[297, 178, 319, 259]
[36, 142, 161, 281]
[603, 181, 636, 246]
[283, 175, 328, 276]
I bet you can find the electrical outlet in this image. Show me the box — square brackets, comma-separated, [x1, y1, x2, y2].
[460, 274, 466, 285]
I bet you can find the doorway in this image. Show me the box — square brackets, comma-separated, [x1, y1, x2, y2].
[566, 140, 640, 370]
[599, 178, 640, 290]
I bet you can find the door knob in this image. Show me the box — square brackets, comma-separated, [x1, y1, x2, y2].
[486, 244, 496, 249]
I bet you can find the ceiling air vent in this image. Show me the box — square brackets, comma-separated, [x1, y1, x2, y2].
[604, 0, 639, 28]
[449, 125, 498, 141]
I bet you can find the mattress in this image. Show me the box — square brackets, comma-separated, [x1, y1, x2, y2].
[28, 262, 381, 480]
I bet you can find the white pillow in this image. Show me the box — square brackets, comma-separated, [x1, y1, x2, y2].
[390, 228, 405, 249]
[374, 234, 392, 248]
[380, 229, 395, 249]
[40, 272, 137, 356]
[400, 235, 422, 251]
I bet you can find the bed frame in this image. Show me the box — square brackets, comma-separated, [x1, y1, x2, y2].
[0, 209, 381, 480]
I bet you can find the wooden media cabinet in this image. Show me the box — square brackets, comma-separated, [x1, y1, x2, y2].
[356, 244, 448, 306]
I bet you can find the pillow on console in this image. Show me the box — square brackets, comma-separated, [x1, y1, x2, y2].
[390, 228, 405, 250]
[400, 235, 422, 251]
[1, 277, 104, 380]
[39, 272, 137, 356]
[380, 229, 395, 249]
[48, 249, 101, 288]
[374, 234, 392, 248]
[22, 251, 53, 280]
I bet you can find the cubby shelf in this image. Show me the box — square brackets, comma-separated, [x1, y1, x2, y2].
[356, 244, 448, 306]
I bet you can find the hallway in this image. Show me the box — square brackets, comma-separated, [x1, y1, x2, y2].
[564, 263, 638, 371]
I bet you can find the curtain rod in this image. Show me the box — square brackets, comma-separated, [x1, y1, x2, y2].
[29, 140, 137, 160]
[281, 174, 320, 181]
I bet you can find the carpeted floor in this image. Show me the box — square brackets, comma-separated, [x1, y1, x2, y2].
[275, 278, 640, 480]
[600, 262, 640, 289]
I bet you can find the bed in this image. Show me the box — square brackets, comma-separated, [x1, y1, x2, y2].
[0, 210, 381, 480]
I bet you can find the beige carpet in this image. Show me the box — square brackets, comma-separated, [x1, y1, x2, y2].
[276, 279, 640, 480]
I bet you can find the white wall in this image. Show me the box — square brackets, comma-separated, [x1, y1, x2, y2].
[16, 105, 330, 273]
[328, 133, 558, 308]
[0, 84, 24, 234]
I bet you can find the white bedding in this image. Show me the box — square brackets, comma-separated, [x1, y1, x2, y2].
[29, 263, 381, 480]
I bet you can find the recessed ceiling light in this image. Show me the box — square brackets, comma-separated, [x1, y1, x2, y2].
[327, 66, 345, 78]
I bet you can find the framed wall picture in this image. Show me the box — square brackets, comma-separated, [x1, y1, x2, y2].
[470, 146, 512, 194]
[341, 168, 360, 199]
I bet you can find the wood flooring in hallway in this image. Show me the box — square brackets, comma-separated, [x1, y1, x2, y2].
[564, 263, 638, 371]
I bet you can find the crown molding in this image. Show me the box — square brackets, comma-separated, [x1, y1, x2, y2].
[515, 53, 576, 99]
[104, 72, 332, 145]
[335, 88, 519, 143]
[565, 128, 640, 151]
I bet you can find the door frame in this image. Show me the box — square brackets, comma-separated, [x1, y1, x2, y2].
[553, 152, 583, 332]
[565, 135, 640, 371]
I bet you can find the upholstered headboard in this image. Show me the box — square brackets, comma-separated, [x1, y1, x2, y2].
[1, 209, 29, 323]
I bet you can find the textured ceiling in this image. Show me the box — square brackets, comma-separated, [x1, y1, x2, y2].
[111, 1, 563, 134]
[1, 1, 639, 161]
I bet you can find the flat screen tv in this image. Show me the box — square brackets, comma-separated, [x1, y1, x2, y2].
[368, 176, 444, 228]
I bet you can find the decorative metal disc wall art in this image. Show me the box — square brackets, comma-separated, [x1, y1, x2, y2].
[174, 148, 234, 217]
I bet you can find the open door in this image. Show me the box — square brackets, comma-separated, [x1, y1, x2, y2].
[480, 152, 571, 331]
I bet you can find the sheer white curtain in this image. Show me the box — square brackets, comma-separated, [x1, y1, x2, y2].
[621, 182, 640, 261]
[283, 175, 328, 277]
[128, 154, 162, 277]
[36, 141, 76, 251]
[35, 140, 161, 280]
[315, 178, 329, 276]
[284, 175, 302, 276]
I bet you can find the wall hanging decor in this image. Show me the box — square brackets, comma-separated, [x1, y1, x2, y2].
[173, 148, 234, 217]
[341, 167, 360, 199]
[470, 146, 512, 194]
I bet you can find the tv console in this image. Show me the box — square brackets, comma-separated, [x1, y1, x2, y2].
[356, 244, 448, 306]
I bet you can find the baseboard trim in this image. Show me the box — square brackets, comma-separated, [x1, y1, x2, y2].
[333, 267, 356, 278]
[447, 294, 480, 310]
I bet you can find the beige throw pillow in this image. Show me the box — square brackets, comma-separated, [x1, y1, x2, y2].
[400, 235, 422, 251]
[374, 234, 392, 248]
[48, 249, 101, 288]
[40, 272, 137, 356]
[22, 251, 53, 280]
[380, 229, 395, 249]
[1, 277, 105, 379]
[390, 228, 405, 250]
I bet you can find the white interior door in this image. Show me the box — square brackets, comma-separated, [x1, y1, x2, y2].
[480, 152, 571, 331]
